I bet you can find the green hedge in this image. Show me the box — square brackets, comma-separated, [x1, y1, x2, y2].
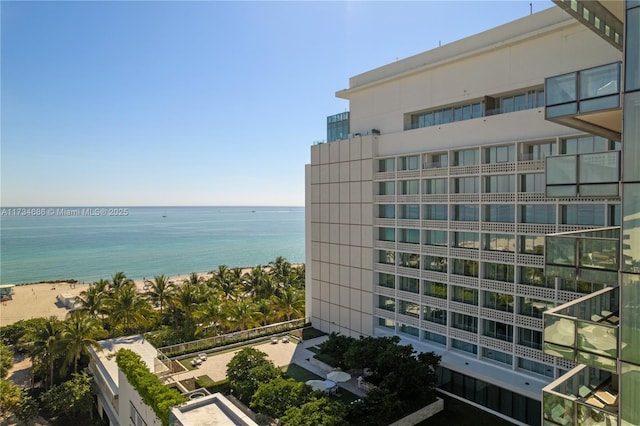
[116, 349, 186, 426]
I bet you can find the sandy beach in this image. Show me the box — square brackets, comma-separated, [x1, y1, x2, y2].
[0, 272, 213, 327]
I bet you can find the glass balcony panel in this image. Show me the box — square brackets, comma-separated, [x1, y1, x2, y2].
[546, 236, 576, 266]
[547, 73, 577, 105]
[621, 274, 640, 364]
[546, 103, 578, 118]
[547, 185, 578, 197]
[543, 392, 574, 425]
[580, 95, 620, 113]
[546, 265, 578, 281]
[579, 184, 618, 197]
[577, 321, 618, 358]
[544, 314, 575, 346]
[544, 342, 575, 359]
[579, 63, 619, 100]
[577, 404, 617, 426]
[579, 237, 618, 270]
[579, 269, 618, 286]
[576, 351, 617, 373]
[547, 155, 577, 184]
[623, 183, 640, 273]
[579, 152, 619, 183]
[620, 362, 640, 426]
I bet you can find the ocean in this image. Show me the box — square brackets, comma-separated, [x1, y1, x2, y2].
[0, 206, 305, 285]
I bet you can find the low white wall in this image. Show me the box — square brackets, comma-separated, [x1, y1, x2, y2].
[388, 397, 444, 426]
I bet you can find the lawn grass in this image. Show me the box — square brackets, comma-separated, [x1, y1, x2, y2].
[178, 358, 198, 371]
[306, 346, 320, 354]
[418, 394, 516, 426]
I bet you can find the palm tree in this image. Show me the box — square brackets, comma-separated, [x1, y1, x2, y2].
[242, 265, 267, 297]
[147, 274, 174, 315]
[269, 256, 292, 281]
[106, 283, 153, 334]
[255, 299, 275, 326]
[224, 300, 260, 331]
[183, 272, 203, 286]
[169, 283, 205, 338]
[61, 310, 102, 374]
[75, 284, 106, 322]
[271, 287, 305, 321]
[30, 316, 63, 389]
[110, 272, 134, 291]
[195, 296, 227, 336]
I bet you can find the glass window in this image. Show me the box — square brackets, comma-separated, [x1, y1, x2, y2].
[517, 328, 542, 350]
[378, 317, 395, 329]
[484, 291, 514, 312]
[482, 348, 513, 366]
[453, 231, 479, 249]
[424, 204, 448, 220]
[451, 259, 479, 277]
[521, 141, 554, 161]
[399, 179, 419, 195]
[399, 300, 420, 317]
[378, 273, 395, 289]
[609, 204, 620, 226]
[378, 295, 395, 311]
[423, 178, 448, 194]
[399, 276, 419, 293]
[626, 5, 640, 91]
[424, 307, 447, 325]
[520, 173, 544, 192]
[399, 324, 419, 337]
[484, 233, 515, 252]
[519, 266, 553, 288]
[424, 255, 447, 272]
[561, 135, 613, 155]
[485, 175, 515, 193]
[452, 286, 478, 305]
[482, 319, 513, 342]
[453, 177, 479, 193]
[518, 358, 553, 378]
[561, 205, 605, 225]
[484, 262, 515, 283]
[398, 204, 419, 219]
[453, 148, 479, 166]
[423, 331, 446, 345]
[453, 204, 479, 221]
[424, 230, 447, 246]
[484, 205, 515, 222]
[398, 228, 420, 244]
[452, 313, 478, 333]
[379, 181, 395, 195]
[519, 235, 544, 254]
[378, 204, 395, 219]
[398, 252, 419, 268]
[485, 145, 514, 163]
[471, 103, 482, 119]
[379, 158, 395, 172]
[379, 227, 395, 242]
[399, 155, 420, 170]
[451, 338, 478, 354]
[424, 281, 447, 299]
[378, 250, 395, 265]
[520, 205, 556, 224]
[518, 297, 554, 318]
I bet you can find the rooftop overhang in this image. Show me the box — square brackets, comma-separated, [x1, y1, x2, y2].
[547, 108, 622, 141]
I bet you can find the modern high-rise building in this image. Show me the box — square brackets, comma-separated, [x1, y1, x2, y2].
[305, 2, 638, 425]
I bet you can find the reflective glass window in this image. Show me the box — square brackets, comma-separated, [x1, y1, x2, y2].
[379, 227, 395, 242]
[424, 281, 447, 299]
[453, 204, 479, 221]
[484, 204, 515, 222]
[398, 228, 420, 244]
[519, 235, 544, 254]
[452, 286, 478, 305]
[398, 204, 419, 219]
[378, 204, 395, 219]
[399, 276, 419, 293]
[424, 230, 447, 246]
[453, 231, 479, 249]
[424, 204, 447, 220]
[484, 233, 515, 252]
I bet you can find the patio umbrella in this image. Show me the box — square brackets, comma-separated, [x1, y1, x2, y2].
[327, 371, 351, 383]
[306, 380, 328, 392]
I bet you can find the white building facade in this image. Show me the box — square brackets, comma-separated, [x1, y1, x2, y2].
[305, 6, 624, 425]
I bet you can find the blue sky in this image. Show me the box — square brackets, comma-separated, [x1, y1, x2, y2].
[1, 0, 553, 207]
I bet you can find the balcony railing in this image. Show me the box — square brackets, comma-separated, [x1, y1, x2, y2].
[546, 150, 620, 197]
[545, 62, 622, 140]
[545, 227, 620, 286]
[543, 364, 618, 426]
[543, 286, 619, 372]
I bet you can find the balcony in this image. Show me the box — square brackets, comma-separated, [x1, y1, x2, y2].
[545, 62, 621, 141]
[545, 227, 619, 286]
[543, 286, 619, 372]
[543, 364, 618, 426]
[546, 151, 620, 198]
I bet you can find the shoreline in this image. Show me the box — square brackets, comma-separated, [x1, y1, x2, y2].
[0, 264, 303, 327]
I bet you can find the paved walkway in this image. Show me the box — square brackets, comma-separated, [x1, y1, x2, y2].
[166, 334, 367, 398]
